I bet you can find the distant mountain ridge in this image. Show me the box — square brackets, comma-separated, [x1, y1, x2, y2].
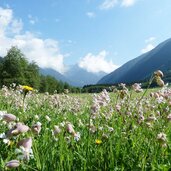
[39, 68, 76, 85]
[98, 38, 171, 84]
[64, 65, 106, 87]
[40, 65, 107, 87]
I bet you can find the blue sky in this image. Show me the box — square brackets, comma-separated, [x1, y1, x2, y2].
[0, 0, 171, 74]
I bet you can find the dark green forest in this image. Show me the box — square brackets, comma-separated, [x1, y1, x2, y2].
[0, 46, 81, 94]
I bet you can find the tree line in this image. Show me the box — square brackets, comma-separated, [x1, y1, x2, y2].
[0, 46, 81, 94]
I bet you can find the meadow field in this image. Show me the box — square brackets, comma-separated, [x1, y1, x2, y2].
[0, 75, 171, 170]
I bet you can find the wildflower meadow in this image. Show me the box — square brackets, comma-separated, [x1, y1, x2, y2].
[1, 71, 171, 170]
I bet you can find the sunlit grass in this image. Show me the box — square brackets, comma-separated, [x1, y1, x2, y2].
[0, 78, 171, 170]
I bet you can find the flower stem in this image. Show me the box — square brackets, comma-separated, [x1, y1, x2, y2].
[137, 74, 154, 105]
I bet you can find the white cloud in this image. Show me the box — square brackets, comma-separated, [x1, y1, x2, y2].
[0, 7, 66, 74]
[141, 36, 156, 54]
[100, 0, 137, 9]
[141, 44, 155, 54]
[13, 33, 66, 73]
[99, 0, 118, 10]
[78, 50, 119, 73]
[86, 12, 96, 18]
[145, 36, 156, 43]
[0, 7, 12, 36]
[121, 0, 136, 7]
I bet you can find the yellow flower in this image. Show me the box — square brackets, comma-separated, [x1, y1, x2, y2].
[95, 139, 102, 145]
[22, 85, 33, 91]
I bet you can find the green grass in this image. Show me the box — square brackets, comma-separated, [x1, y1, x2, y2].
[0, 84, 171, 170]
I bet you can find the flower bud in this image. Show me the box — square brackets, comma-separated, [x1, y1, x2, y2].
[11, 123, 29, 135]
[32, 122, 41, 134]
[154, 70, 164, 77]
[119, 90, 127, 99]
[132, 83, 143, 93]
[66, 123, 75, 134]
[167, 114, 171, 121]
[5, 160, 20, 168]
[6, 123, 29, 137]
[17, 137, 32, 149]
[3, 114, 16, 122]
[156, 78, 164, 87]
[53, 125, 61, 135]
[157, 132, 167, 144]
[115, 104, 121, 111]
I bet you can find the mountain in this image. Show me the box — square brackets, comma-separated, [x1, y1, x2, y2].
[39, 68, 76, 85]
[64, 65, 106, 87]
[40, 65, 106, 87]
[98, 38, 171, 84]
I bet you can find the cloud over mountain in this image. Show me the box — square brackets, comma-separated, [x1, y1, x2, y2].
[78, 50, 119, 73]
[141, 44, 155, 54]
[141, 37, 156, 54]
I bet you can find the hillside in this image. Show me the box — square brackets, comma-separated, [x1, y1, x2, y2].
[98, 38, 171, 84]
[39, 68, 76, 86]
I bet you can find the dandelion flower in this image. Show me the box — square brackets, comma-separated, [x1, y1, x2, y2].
[22, 85, 33, 91]
[95, 139, 102, 145]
